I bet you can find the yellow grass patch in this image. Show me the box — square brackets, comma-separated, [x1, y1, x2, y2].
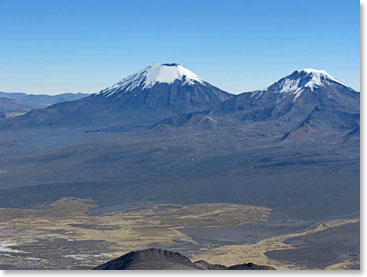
[193, 218, 359, 270]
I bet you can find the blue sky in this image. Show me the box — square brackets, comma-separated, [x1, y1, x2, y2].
[0, 0, 360, 94]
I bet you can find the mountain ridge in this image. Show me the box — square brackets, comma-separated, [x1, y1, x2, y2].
[0, 91, 90, 106]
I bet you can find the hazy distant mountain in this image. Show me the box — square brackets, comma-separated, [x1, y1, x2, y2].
[0, 91, 90, 106]
[93, 248, 275, 270]
[0, 97, 44, 118]
[2, 64, 232, 128]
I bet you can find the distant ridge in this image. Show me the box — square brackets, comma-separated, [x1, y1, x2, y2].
[0, 97, 44, 118]
[93, 248, 275, 270]
[0, 91, 90, 106]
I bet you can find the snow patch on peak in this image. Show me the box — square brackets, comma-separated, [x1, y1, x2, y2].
[298, 68, 338, 82]
[143, 63, 204, 87]
[270, 68, 342, 101]
[296, 68, 339, 91]
[102, 63, 206, 96]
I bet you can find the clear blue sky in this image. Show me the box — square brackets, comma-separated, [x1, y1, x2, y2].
[0, 0, 360, 94]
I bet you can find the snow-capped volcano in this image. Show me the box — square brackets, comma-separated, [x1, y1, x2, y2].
[8, 63, 232, 128]
[216, 68, 359, 131]
[252, 68, 344, 101]
[101, 63, 208, 97]
[94, 63, 231, 115]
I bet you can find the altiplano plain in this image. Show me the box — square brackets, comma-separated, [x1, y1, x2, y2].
[0, 197, 359, 269]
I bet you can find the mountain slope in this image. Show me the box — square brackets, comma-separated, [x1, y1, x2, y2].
[1, 64, 232, 128]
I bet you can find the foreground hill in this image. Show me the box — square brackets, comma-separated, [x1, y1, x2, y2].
[94, 248, 274, 270]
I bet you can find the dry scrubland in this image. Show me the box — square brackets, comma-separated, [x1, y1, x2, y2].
[0, 197, 358, 269]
